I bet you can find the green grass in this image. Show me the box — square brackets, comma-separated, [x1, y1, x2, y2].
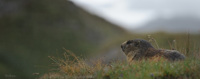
[42, 48, 200, 79]
[41, 33, 200, 79]
[104, 58, 200, 79]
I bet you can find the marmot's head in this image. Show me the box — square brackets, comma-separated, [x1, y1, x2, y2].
[121, 39, 154, 55]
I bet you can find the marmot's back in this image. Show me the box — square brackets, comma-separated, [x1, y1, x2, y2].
[162, 50, 185, 61]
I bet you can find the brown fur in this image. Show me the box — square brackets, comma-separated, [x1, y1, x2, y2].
[121, 39, 185, 61]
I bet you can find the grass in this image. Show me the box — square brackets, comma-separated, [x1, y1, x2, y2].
[40, 34, 200, 79]
[41, 48, 200, 79]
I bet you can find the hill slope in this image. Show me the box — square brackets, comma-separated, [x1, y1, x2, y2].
[133, 16, 200, 33]
[0, 0, 126, 78]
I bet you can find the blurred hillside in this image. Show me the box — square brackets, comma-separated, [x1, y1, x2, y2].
[133, 16, 200, 33]
[0, 0, 127, 78]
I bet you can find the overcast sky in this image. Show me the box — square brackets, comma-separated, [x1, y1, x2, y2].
[71, 0, 200, 30]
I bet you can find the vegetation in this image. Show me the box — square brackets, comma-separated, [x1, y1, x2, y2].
[43, 49, 200, 79]
[42, 34, 200, 79]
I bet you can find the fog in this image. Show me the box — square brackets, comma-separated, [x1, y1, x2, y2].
[72, 0, 200, 33]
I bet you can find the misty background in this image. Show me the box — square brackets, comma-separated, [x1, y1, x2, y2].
[72, 0, 200, 33]
[0, 0, 200, 79]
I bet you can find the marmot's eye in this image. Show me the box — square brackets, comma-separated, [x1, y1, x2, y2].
[126, 40, 132, 44]
[134, 41, 140, 46]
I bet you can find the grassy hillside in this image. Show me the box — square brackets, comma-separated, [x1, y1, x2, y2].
[0, 0, 127, 78]
[43, 33, 200, 79]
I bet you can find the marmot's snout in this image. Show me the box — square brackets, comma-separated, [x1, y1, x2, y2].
[121, 45, 125, 52]
[121, 40, 130, 52]
[121, 40, 134, 53]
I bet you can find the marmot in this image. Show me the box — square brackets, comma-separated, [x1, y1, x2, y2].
[121, 39, 185, 61]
